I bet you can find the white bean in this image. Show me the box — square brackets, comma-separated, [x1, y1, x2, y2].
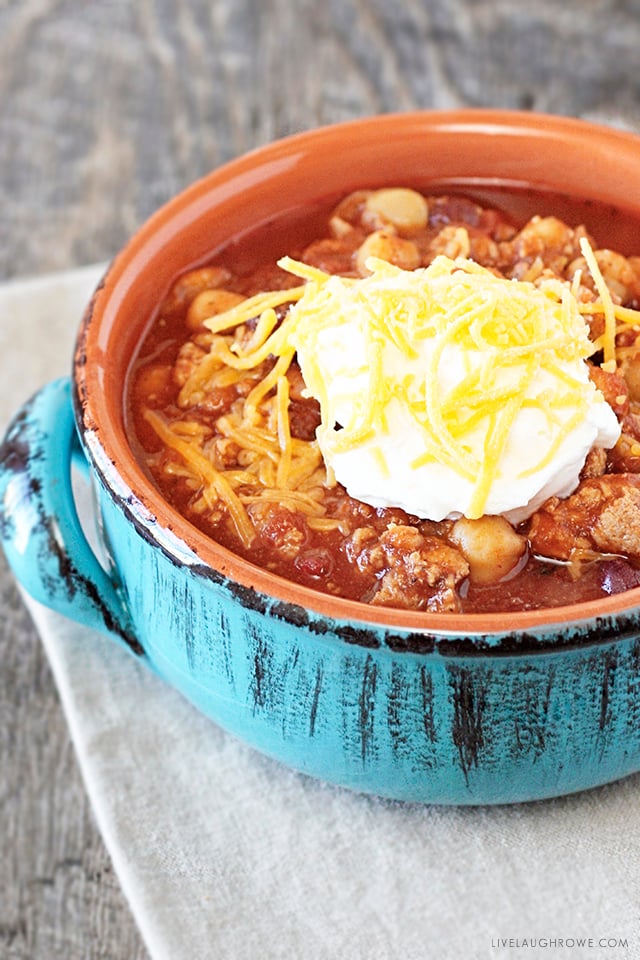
[450, 516, 526, 585]
[364, 188, 428, 233]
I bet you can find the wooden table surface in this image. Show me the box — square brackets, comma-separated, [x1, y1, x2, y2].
[2, 2, 640, 957]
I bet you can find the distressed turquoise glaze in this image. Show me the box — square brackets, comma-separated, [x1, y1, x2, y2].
[3, 376, 640, 805]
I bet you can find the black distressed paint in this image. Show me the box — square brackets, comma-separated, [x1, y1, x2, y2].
[598, 649, 618, 734]
[420, 665, 437, 745]
[359, 655, 378, 763]
[308, 662, 324, 737]
[451, 667, 487, 781]
[0, 399, 143, 656]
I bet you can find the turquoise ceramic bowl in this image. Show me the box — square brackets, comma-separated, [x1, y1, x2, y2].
[4, 110, 640, 805]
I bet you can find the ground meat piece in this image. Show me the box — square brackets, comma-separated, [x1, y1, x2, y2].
[607, 401, 640, 472]
[428, 225, 471, 260]
[343, 526, 386, 574]
[594, 486, 640, 557]
[467, 231, 500, 266]
[618, 349, 640, 402]
[355, 230, 421, 274]
[588, 363, 629, 418]
[180, 379, 242, 415]
[510, 216, 583, 269]
[529, 474, 640, 560]
[249, 504, 308, 559]
[592, 249, 640, 304]
[288, 399, 321, 441]
[622, 403, 640, 441]
[286, 363, 308, 400]
[580, 446, 607, 480]
[427, 195, 484, 229]
[609, 432, 640, 474]
[301, 235, 362, 275]
[237, 263, 299, 296]
[174, 341, 207, 388]
[331, 494, 377, 529]
[212, 437, 241, 468]
[285, 364, 322, 439]
[369, 523, 469, 612]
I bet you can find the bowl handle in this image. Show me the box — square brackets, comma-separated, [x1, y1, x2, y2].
[0, 377, 143, 656]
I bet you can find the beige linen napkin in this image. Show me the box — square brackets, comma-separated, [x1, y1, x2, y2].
[2, 268, 639, 960]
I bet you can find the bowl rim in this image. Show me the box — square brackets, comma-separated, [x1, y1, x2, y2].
[74, 107, 640, 642]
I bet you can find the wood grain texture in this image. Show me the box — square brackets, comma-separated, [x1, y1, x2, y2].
[1, 1, 640, 956]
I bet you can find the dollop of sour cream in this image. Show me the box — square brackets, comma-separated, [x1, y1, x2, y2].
[281, 254, 621, 523]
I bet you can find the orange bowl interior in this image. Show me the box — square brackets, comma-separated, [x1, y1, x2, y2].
[76, 109, 640, 636]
